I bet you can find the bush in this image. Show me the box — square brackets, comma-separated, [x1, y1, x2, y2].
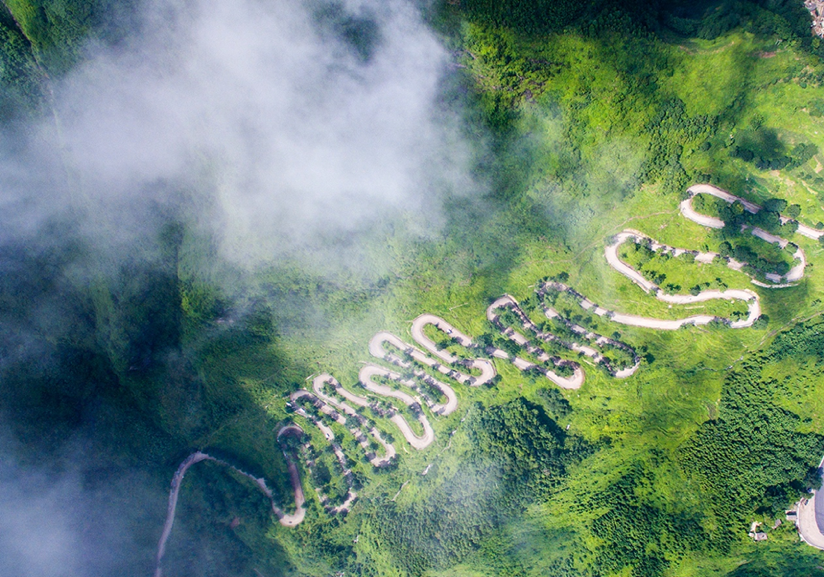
[763, 198, 788, 213]
[786, 203, 801, 219]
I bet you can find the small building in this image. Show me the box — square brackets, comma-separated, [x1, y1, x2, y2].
[748, 531, 768, 542]
[786, 510, 798, 522]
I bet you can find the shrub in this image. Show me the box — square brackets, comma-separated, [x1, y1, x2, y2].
[752, 315, 769, 329]
[786, 204, 801, 219]
[763, 198, 788, 213]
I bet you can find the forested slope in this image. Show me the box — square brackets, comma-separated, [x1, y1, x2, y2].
[2, 1, 824, 577]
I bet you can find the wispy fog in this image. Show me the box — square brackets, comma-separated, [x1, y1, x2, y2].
[0, 428, 159, 577]
[0, 0, 478, 575]
[29, 0, 473, 268]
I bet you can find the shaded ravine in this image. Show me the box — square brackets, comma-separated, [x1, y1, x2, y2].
[156, 184, 794, 551]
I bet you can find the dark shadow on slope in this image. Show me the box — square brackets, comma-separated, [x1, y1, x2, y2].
[0, 212, 299, 577]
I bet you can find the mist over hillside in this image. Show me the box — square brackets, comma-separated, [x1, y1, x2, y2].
[3, 0, 477, 270]
[0, 0, 481, 575]
[3, 1, 824, 576]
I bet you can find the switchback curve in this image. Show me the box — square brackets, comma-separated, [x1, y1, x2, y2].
[157, 184, 798, 539]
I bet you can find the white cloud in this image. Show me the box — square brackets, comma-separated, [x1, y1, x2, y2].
[43, 0, 473, 268]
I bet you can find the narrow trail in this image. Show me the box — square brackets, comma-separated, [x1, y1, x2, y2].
[681, 184, 812, 286]
[153, 427, 305, 577]
[156, 184, 809, 553]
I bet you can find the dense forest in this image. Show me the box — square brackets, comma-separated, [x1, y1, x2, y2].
[366, 399, 588, 575]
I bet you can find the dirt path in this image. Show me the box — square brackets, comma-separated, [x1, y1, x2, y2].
[153, 429, 305, 577]
[155, 183, 800, 541]
[154, 453, 210, 577]
[686, 183, 824, 240]
[603, 231, 761, 329]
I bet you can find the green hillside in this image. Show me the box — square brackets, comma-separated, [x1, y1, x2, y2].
[2, 1, 824, 576]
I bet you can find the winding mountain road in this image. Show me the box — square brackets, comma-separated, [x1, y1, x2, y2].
[538, 290, 640, 378]
[410, 315, 497, 386]
[358, 364, 437, 449]
[686, 183, 824, 240]
[287, 410, 357, 515]
[153, 427, 306, 577]
[603, 230, 761, 329]
[294, 384, 396, 467]
[487, 295, 586, 389]
[682, 183, 813, 286]
[156, 182, 806, 545]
